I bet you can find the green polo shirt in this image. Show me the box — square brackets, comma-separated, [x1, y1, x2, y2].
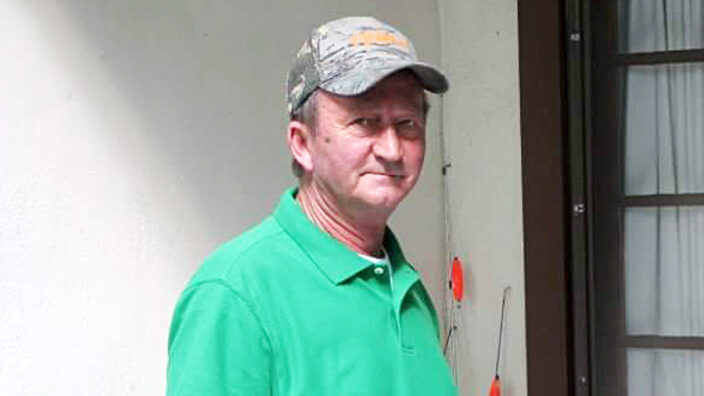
[167, 188, 456, 395]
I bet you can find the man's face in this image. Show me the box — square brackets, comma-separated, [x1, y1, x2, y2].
[306, 71, 426, 217]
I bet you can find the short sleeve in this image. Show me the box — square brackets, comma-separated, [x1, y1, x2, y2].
[166, 281, 272, 395]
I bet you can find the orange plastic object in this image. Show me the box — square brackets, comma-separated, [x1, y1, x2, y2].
[451, 256, 464, 302]
[489, 376, 501, 396]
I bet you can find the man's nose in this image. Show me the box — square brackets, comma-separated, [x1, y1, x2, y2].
[373, 126, 403, 162]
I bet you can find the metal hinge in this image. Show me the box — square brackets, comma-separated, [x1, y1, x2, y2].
[573, 203, 586, 216]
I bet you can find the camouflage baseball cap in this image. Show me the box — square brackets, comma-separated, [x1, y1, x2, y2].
[286, 16, 449, 115]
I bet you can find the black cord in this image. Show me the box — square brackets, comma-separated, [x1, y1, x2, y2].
[443, 324, 456, 355]
[494, 287, 510, 377]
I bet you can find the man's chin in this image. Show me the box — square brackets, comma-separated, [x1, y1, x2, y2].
[356, 190, 407, 212]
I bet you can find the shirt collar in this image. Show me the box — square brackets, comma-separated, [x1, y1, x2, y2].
[272, 187, 414, 285]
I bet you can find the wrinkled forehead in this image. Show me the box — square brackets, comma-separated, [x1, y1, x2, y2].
[357, 80, 423, 109]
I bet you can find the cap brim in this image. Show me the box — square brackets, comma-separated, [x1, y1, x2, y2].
[319, 61, 449, 97]
[406, 63, 449, 94]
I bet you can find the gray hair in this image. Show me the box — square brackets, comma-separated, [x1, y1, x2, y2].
[290, 90, 319, 178]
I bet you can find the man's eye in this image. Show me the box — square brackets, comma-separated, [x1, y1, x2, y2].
[396, 119, 424, 132]
[396, 119, 417, 128]
[355, 118, 376, 127]
[395, 118, 424, 139]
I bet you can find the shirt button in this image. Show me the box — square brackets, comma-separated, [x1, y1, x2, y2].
[373, 266, 385, 275]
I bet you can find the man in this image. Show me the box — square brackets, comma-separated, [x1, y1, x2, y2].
[167, 16, 454, 395]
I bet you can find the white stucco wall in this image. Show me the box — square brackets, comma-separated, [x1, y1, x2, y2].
[0, 1, 445, 395]
[439, 0, 527, 395]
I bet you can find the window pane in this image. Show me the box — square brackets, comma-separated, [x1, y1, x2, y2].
[624, 63, 704, 195]
[627, 348, 704, 396]
[625, 207, 704, 336]
[619, 0, 704, 53]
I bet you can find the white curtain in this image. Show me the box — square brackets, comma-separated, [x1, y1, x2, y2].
[622, 0, 704, 394]
[620, 0, 703, 53]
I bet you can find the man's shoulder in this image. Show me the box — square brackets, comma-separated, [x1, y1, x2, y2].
[186, 215, 296, 290]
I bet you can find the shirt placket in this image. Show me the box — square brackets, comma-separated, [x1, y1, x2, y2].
[390, 264, 420, 350]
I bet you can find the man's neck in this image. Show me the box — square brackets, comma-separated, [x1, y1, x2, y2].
[296, 184, 387, 257]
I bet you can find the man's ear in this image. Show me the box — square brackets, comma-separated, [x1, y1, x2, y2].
[287, 120, 314, 173]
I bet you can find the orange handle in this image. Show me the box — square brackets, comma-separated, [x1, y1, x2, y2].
[489, 376, 501, 396]
[451, 257, 464, 302]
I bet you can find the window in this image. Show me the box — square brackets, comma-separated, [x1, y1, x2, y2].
[590, 0, 704, 394]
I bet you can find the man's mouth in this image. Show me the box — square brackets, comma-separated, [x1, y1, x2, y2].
[365, 172, 406, 180]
